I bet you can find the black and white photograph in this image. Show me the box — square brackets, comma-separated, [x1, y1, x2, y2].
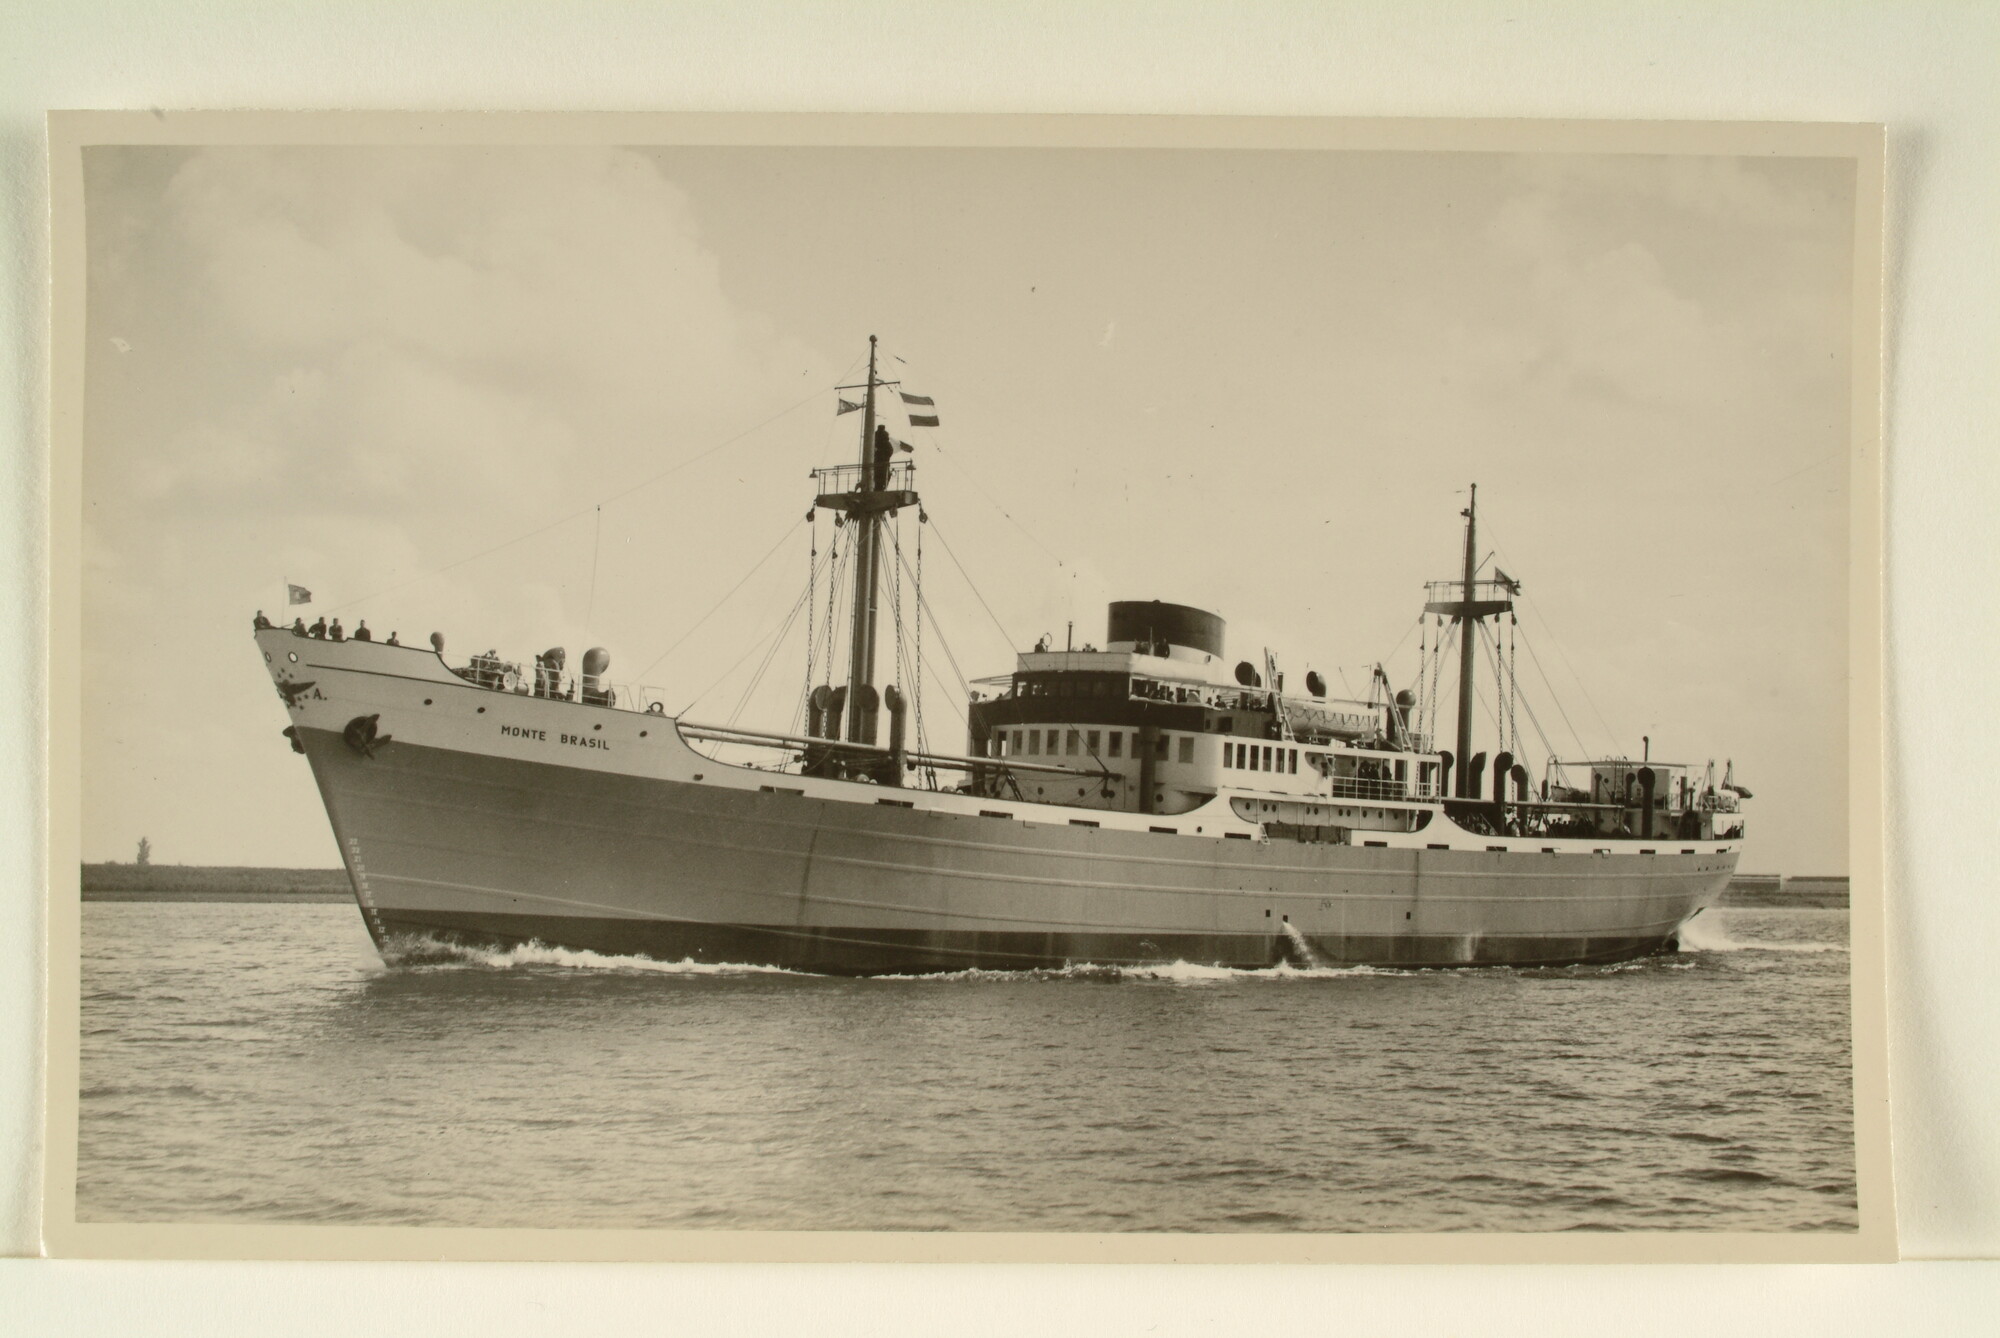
[45, 114, 1890, 1259]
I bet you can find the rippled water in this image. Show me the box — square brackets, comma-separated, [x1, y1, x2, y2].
[76, 900, 1855, 1232]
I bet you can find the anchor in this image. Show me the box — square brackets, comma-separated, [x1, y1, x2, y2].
[343, 714, 393, 758]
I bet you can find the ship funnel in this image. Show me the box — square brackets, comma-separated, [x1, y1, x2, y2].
[1107, 600, 1224, 659]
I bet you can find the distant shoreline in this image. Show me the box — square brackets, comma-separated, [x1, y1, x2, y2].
[81, 864, 352, 903]
[79, 863, 1850, 908]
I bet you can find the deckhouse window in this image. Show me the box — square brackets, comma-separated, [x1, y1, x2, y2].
[1029, 729, 1041, 754]
[1108, 732, 1123, 758]
[1066, 729, 1081, 756]
[1011, 730, 1024, 754]
[1289, 748, 1298, 774]
[1156, 734, 1170, 759]
[1086, 730, 1101, 754]
[1178, 736, 1194, 764]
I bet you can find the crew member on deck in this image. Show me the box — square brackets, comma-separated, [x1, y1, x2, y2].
[386, 631, 400, 646]
[291, 618, 307, 635]
[353, 620, 372, 641]
[329, 618, 345, 642]
[252, 610, 271, 630]
[309, 617, 327, 638]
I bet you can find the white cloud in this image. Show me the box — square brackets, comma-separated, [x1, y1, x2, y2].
[83, 145, 835, 862]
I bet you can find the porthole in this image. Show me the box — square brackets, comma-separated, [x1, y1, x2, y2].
[423, 698, 433, 706]
[640, 730, 648, 737]
[592, 723, 601, 731]
[287, 652, 298, 663]
[477, 706, 486, 714]
[263, 652, 272, 663]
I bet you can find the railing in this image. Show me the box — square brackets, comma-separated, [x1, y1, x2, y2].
[1329, 776, 1416, 802]
[812, 459, 916, 495]
[1424, 577, 1518, 605]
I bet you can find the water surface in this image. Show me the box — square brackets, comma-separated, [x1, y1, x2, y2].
[77, 901, 1856, 1232]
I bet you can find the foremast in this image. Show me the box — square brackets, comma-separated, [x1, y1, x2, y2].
[815, 336, 921, 749]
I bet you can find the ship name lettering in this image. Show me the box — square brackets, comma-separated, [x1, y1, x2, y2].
[501, 725, 547, 741]
[560, 733, 609, 751]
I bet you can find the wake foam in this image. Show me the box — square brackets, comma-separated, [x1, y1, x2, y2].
[873, 959, 1394, 984]
[374, 933, 804, 975]
[1677, 914, 1845, 955]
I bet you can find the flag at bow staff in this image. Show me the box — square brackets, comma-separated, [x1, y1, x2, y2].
[287, 583, 313, 605]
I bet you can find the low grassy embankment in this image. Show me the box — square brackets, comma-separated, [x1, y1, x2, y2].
[81, 864, 351, 902]
[1719, 875, 1849, 908]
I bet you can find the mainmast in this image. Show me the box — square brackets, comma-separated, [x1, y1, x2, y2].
[1424, 484, 1513, 797]
[1455, 484, 1480, 785]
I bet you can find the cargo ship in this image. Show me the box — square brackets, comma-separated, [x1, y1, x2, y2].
[256, 338, 1748, 972]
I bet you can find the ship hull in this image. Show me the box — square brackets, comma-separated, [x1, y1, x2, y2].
[262, 632, 1738, 974]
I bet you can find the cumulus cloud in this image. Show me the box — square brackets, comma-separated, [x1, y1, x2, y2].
[82, 145, 835, 862]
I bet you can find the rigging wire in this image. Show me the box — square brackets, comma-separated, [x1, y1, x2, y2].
[1515, 626, 1593, 763]
[1473, 618, 1559, 780]
[635, 515, 805, 683]
[922, 514, 1022, 652]
[803, 512, 817, 708]
[879, 341, 1061, 576]
[889, 539, 974, 715]
[887, 538, 971, 715]
[682, 577, 816, 720]
[914, 513, 927, 769]
[818, 532, 846, 687]
[1477, 515, 1625, 757]
[725, 563, 820, 729]
[324, 383, 828, 616]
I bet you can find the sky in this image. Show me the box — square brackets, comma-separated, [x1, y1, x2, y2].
[80, 143, 1856, 873]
